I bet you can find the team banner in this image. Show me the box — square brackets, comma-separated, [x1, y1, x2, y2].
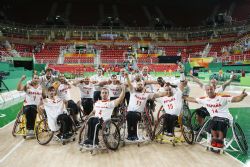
[64, 53, 95, 57]
[189, 57, 213, 68]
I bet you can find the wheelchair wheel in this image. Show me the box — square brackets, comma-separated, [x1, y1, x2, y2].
[102, 120, 120, 150]
[142, 112, 154, 140]
[153, 114, 165, 138]
[12, 109, 26, 137]
[233, 122, 248, 154]
[78, 122, 88, 144]
[181, 104, 194, 144]
[191, 111, 201, 132]
[35, 119, 54, 145]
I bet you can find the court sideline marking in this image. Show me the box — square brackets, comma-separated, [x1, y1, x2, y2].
[0, 139, 24, 164]
[0, 120, 14, 130]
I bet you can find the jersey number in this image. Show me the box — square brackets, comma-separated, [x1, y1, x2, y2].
[167, 104, 173, 109]
[136, 100, 142, 106]
[212, 109, 218, 113]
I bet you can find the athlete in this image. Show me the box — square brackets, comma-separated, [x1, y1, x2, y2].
[82, 85, 125, 145]
[57, 73, 79, 127]
[17, 74, 43, 137]
[73, 77, 94, 116]
[126, 73, 166, 140]
[190, 73, 237, 127]
[90, 68, 107, 102]
[42, 86, 73, 140]
[184, 85, 247, 147]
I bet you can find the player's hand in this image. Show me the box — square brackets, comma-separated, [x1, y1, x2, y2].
[231, 74, 237, 80]
[242, 89, 248, 97]
[20, 75, 26, 81]
[107, 79, 112, 84]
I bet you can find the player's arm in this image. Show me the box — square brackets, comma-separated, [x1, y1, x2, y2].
[72, 79, 83, 86]
[222, 74, 236, 91]
[152, 91, 166, 99]
[231, 89, 248, 103]
[17, 75, 27, 91]
[183, 96, 198, 103]
[190, 74, 203, 88]
[95, 80, 110, 87]
[144, 80, 158, 85]
[114, 85, 126, 107]
[125, 72, 133, 92]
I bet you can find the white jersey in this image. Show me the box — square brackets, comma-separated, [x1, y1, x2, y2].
[106, 84, 121, 98]
[77, 83, 94, 98]
[127, 90, 154, 113]
[142, 74, 155, 92]
[117, 74, 131, 92]
[39, 75, 56, 89]
[94, 100, 115, 121]
[90, 75, 106, 91]
[157, 88, 183, 116]
[196, 95, 233, 122]
[24, 84, 43, 106]
[57, 83, 71, 101]
[43, 97, 65, 131]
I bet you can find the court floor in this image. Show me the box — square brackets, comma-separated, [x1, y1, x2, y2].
[0, 83, 249, 167]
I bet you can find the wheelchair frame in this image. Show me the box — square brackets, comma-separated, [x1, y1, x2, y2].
[195, 117, 248, 154]
[35, 109, 77, 145]
[79, 117, 121, 154]
[12, 106, 44, 139]
[154, 102, 194, 146]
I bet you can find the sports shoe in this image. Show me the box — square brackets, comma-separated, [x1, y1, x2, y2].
[131, 135, 139, 141]
[26, 130, 35, 138]
[55, 133, 63, 140]
[166, 133, 174, 137]
[83, 139, 92, 145]
[211, 140, 217, 147]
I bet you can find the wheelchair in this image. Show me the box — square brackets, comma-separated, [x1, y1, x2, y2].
[78, 117, 121, 154]
[12, 106, 44, 139]
[194, 116, 248, 154]
[153, 102, 194, 146]
[120, 107, 154, 147]
[35, 109, 77, 145]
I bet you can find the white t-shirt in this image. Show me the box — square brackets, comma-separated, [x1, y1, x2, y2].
[77, 82, 94, 98]
[157, 88, 183, 116]
[43, 97, 65, 131]
[195, 95, 233, 121]
[57, 83, 71, 101]
[127, 89, 154, 113]
[106, 84, 121, 98]
[24, 84, 43, 106]
[90, 75, 107, 91]
[94, 100, 115, 121]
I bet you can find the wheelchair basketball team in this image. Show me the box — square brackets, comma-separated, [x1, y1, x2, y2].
[14, 65, 248, 151]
